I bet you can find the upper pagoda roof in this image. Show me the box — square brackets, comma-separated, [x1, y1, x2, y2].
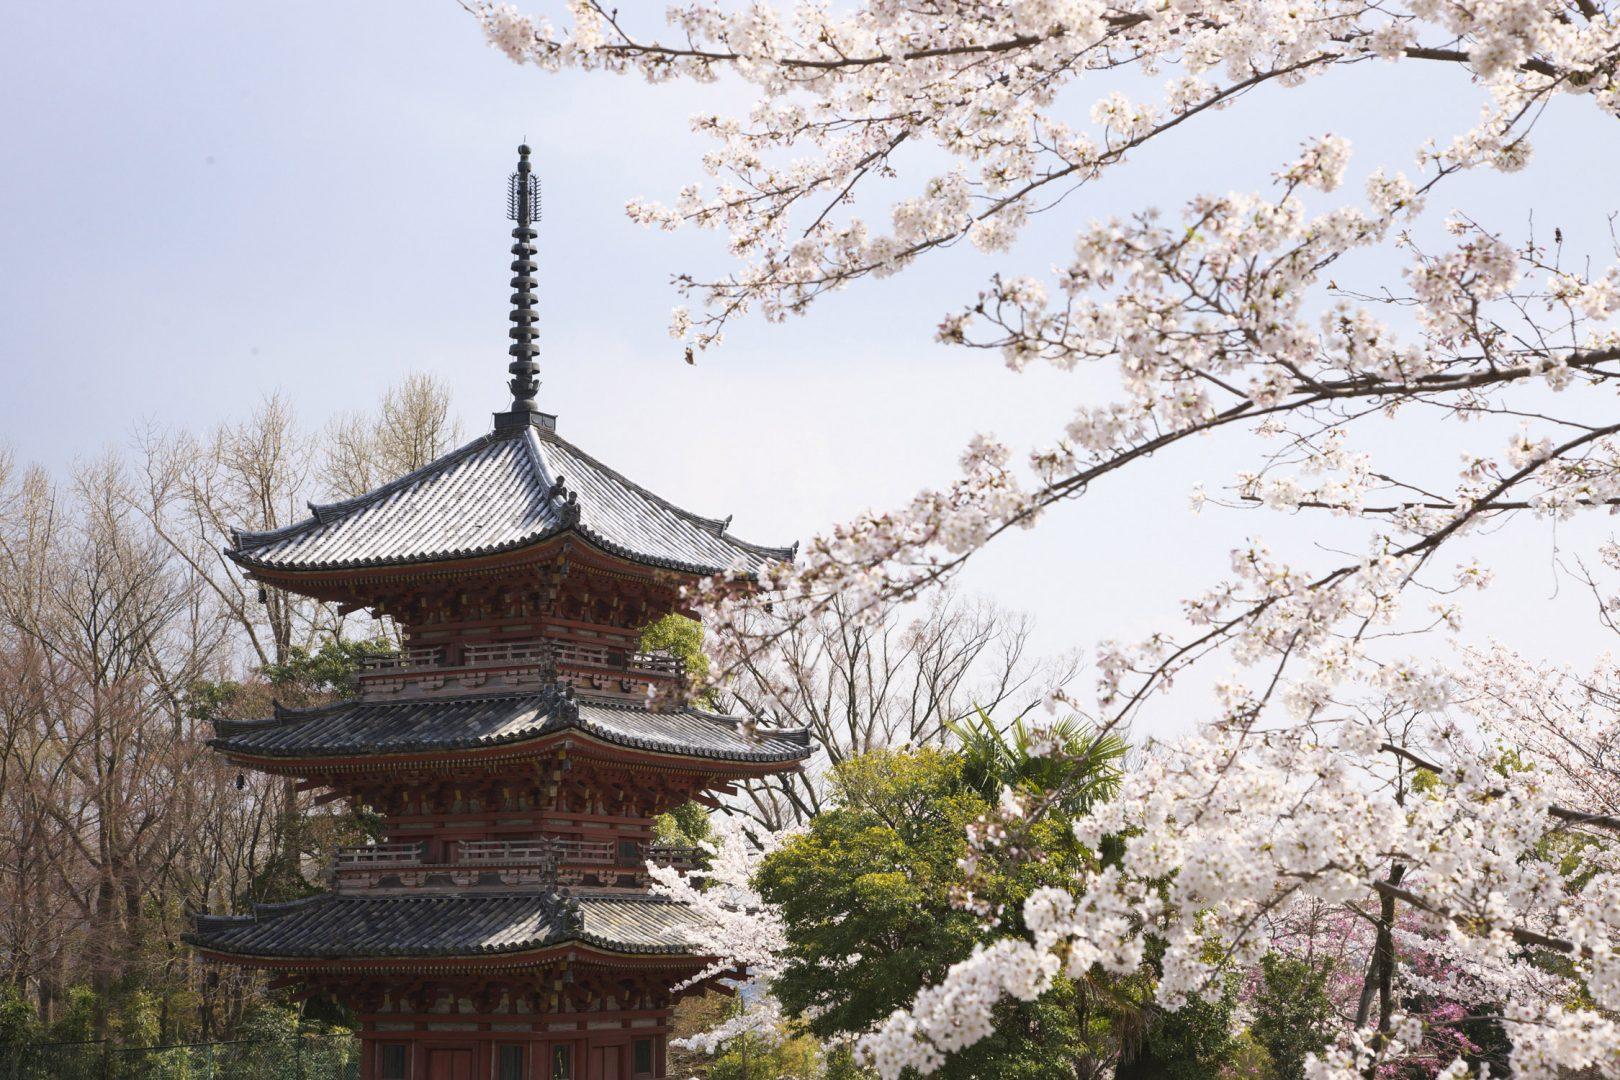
[228, 418, 794, 578]
[212, 688, 813, 766]
[188, 892, 703, 961]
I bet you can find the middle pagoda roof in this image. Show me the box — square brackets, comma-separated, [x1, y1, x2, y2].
[189, 892, 706, 962]
[228, 416, 795, 579]
[212, 689, 813, 765]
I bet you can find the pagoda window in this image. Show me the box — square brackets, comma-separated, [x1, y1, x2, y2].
[549, 1044, 573, 1079]
[632, 1038, 654, 1077]
[497, 1044, 526, 1080]
[615, 840, 639, 867]
[378, 1043, 409, 1080]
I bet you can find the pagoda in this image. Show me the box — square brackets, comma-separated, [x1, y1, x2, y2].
[188, 146, 812, 1080]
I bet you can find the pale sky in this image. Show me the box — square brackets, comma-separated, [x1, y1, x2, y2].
[6, 3, 1620, 735]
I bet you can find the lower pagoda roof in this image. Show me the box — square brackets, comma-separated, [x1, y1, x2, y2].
[211, 689, 813, 765]
[187, 893, 704, 961]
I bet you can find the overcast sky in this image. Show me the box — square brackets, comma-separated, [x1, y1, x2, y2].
[6, 3, 1620, 735]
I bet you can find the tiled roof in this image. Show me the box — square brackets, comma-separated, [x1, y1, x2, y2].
[188, 893, 705, 959]
[212, 691, 813, 764]
[228, 420, 794, 577]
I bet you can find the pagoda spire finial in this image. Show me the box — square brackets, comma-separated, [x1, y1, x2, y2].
[505, 144, 541, 413]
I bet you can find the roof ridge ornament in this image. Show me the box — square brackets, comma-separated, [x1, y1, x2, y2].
[495, 144, 556, 433]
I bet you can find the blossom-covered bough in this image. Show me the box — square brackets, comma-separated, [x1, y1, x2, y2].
[476, 1, 1620, 1074]
[645, 819, 801, 1061]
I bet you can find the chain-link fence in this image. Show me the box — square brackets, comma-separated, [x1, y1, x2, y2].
[1, 1034, 360, 1080]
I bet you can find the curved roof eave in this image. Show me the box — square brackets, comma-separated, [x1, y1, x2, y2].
[210, 692, 814, 766]
[223, 424, 797, 579]
[227, 521, 785, 581]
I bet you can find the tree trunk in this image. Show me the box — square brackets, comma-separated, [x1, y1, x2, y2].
[1355, 862, 1404, 1033]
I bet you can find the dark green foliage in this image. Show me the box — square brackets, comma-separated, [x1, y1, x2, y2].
[1458, 1004, 1513, 1077]
[1249, 954, 1337, 1080]
[757, 746, 1121, 1078]
[262, 638, 398, 703]
[1116, 991, 1240, 1080]
[186, 637, 397, 723]
[47, 986, 99, 1044]
[0, 984, 41, 1044]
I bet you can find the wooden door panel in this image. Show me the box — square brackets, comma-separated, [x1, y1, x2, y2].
[428, 1048, 474, 1080]
[587, 1046, 623, 1080]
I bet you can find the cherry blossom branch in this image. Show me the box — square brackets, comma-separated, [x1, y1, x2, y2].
[1380, 741, 1620, 834]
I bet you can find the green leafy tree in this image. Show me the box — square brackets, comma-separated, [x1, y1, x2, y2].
[951, 707, 1126, 815]
[655, 800, 715, 848]
[1114, 977, 1240, 1080]
[47, 987, 98, 1044]
[643, 613, 722, 847]
[758, 725, 1244, 1078]
[1248, 954, 1337, 1080]
[640, 612, 711, 686]
[0, 985, 41, 1044]
[758, 745, 1130, 1078]
[262, 637, 398, 704]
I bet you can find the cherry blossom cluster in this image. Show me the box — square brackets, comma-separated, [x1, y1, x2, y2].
[478, 2, 1620, 716]
[686, 156, 1620, 733]
[646, 816, 792, 989]
[862, 667, 1620, 1076]
[645, 818, 801, 1057]
[479, 0, 1617, 345]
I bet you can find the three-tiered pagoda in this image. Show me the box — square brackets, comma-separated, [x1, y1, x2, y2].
[188, 146, 811, 1080]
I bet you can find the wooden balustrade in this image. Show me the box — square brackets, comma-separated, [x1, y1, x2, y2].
[554, 642, 684, 681]
[359, 640, 682, 682]
[644, 844, 701, 870]
[551, 838, 616, 865]
[628, 650, 683, 678]
[335, 842, 424, 868]
[360, 647, 443, 672]
[334, 838, 697, 879]
[449, 837, 616, 867]
[552, 641, 610, 668]
[457, 840, 556, 865]
[460, 641, 551, 667]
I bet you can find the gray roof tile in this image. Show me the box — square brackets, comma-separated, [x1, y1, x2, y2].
[188, 893, 705, 959]
[229, 422, 793, 577]
[212, 691, 812, 764]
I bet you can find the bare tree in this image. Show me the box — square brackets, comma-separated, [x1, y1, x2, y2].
[321, 372, 462, 500]
[132, 392, 325, 670]
[0, 373, 464, 1040]
[722, 588, 1080, 825]
[0, 454, 249, 1032]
